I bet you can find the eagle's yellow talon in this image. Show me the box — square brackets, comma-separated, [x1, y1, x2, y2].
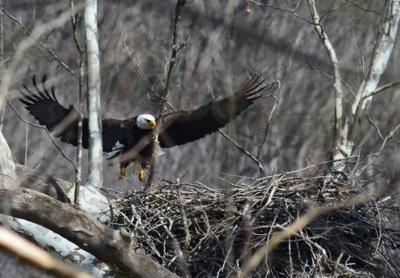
[138, 169, 145, 182]
[119, 166, 127, 180]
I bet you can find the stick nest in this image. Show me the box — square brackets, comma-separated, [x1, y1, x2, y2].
[111, 172, 400, 277]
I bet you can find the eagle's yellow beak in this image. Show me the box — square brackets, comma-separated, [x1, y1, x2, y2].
[149, 119, 156, 127]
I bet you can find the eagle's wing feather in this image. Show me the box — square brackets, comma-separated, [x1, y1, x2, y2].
[19, 76, 70, 130]
[20, 74, 267, 155]
[159, 75, 267, 148]
[19, 75, 133, 152]
[19, 75, 84, 147]
[102, 118, 136, 152]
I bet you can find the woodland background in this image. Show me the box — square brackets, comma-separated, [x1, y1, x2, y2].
[0, 0, 400, 277]
[3, 0, 397, 187]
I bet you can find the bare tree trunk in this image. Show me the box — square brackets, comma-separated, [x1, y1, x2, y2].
[307, 0, 345, 161]
[74, 61, 85, 204]
[345, 0, 400, 156]
[84, 0, 103, 188]
[0, 4, 108, 273]
[0, 131, 15, 185]
[71, 0, 85, 205]
[308, 0, 400, 163]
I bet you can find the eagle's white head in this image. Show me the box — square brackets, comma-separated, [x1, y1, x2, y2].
[136, 114, 156, 130]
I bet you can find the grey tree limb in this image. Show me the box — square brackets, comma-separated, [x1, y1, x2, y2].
[84, 0, 103, 188]
[0, 226, 92, 278]
[307, 0, 345, 160]
[307, 0, 400, 163]
[0, 184, 179, 278]
[0, 131, 15, 181]
[347, 0, 400, 154]
[71, 0, 86, 205]
[1, 164, 105, 276]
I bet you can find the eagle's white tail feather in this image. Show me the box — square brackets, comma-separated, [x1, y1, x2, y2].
[104, 141, 124, 159]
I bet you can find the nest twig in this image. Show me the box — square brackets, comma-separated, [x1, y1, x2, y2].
[111, 172, 400, 277]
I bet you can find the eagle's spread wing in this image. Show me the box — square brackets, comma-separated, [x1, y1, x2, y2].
[19, 75, 83, 146]
[158, 75, 267, 148]
[19, 75, 132, 152]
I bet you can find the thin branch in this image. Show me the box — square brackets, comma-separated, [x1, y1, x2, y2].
[219, 130, 264, 175]
[1, 7, 74, 73]
[0, 4, 84, 137]
[122, 32, 158, 96]
[367, 115, 384, 140]
[176, 179, 191, 251]
[350, 0, 383, 15]
[256, 94, 279, 163]
[74, 64, 84, 204]
[376, 124, 400, 154]
[238, 184, 398, 277]
[358, 123, 400, 176]
[123, 35, 177, 112]
[71, 1, 84, 54]
[363, 79, 400, 99]
[258, 155, 359, 181]
[124, 22, 266, 177]
[248, 0, 311, 23]
[71, 0, 85, 205]
[145, 0, 186, 191]
[162, 220, 191, 278]
[307, 0, 345, 160]
[7, 101, 77, 169]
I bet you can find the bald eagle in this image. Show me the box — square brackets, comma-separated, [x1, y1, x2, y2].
[19, 75, 267, 181]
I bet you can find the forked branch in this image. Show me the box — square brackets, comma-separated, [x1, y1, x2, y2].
[145, 0, 186, 191]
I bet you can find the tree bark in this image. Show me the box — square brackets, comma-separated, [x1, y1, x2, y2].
[0, 184, 179, 278]
[0, 131, 16, 182]
[307, 0, 345, 161]
[346, 0, 400, 155]
[308, 0, 400, 162]
[85, 0, 103, 188]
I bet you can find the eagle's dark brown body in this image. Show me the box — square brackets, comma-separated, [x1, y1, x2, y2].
[19, 75, 268, 178]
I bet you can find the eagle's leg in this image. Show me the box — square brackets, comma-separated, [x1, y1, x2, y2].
[119, 166, 127, 180]
[138, 168, 145, 182]
[138, 161, 147, 182]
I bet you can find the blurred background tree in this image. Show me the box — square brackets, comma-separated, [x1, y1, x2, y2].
[1, 0, 400, 276]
